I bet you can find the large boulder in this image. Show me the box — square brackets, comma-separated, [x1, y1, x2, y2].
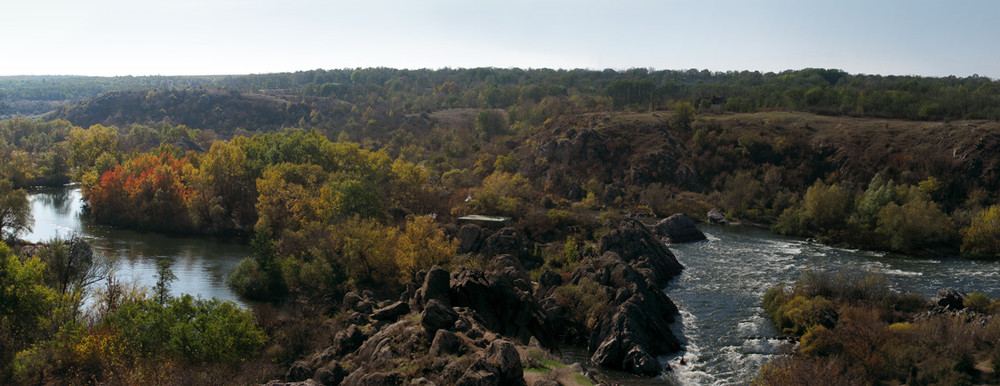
[313, 363, 347, 386]
[544, 218, 685, 376]
[458, 223, 484, 254]
[372, 301, 411, 321]
[421, 299, 459, 334]
[707, 208, 727, 225]
[285, 361, 313, 382]
[353, 321, 425, 370]
[412, 265, 452, 310]
[341, 371, 403, 386]
[429, 329, 465, 357]
[456, 339, 526, 386]
[654, 213, 706, 244]
[448, 265, 554, 347]
[481, 227, 542, 269]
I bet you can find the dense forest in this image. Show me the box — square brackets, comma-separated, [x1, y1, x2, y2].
[2, 67, 1000, 384]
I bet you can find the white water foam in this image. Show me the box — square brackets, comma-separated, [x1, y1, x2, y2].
[666, 309, 719, 386]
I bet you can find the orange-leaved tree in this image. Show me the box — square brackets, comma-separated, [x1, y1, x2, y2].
[86, 151, 198, 232]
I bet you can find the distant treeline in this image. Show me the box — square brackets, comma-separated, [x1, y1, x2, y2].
[3, 68, 1000, 121]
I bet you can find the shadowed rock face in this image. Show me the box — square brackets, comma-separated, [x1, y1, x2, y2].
[598, 217, 684, 287]
[555, 218, 684, 375]
[655, 213, 707, 244]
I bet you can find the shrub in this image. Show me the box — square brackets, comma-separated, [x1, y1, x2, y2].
[802, 180, 853, 231]
[776, 296, 838, 335]
[961, 205, 1000, 258]
[464, 171, 532, 217]
[552, 278, 612, 331]
[800, 325, 841, 356]
[875, 197, 953, 252]
[963, 291, 991, 314]
[228, 258, 270, 299]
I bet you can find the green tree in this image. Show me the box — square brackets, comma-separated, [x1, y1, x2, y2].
[672, 101, 696, 127]
[853, 174, 896, 228]
[325, 179, 383, 220]
[464, 171, 533, 217]
[0, 180, 32, 241]
[802, 180, 852, 231]
[721, 171, 763, 218]
[876, 197, 953, 252]
[475, 109, 508, 139]
[1, 151, 35, 188]
[154, 258, 176, 305]
[69, 124, 119, 176]
[0, 242, 56, 368]
[962, 205, 1000, 258]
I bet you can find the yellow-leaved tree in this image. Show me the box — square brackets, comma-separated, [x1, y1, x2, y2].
[962, 205, 1000, 258]
[396, 215, 458, 279]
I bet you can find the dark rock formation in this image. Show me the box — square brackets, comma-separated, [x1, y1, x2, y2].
[412, 265, 452, 311]
[458, 223, 484, 254]
[481, 227, 541, 269]
[421, 299, 459, 334]
[266, 251, 573, 386]
[448, 257, 553, 347]
[655, 213, 707, 244]
[285, 361, 313, 382]
[707, 208, 727, 225]
[598, 217, 683, 287]
[372, 301, 411, 321]
[343, 291, 376, 314]
[935, 288, 966, 310]
[313, 363, 346, 386]
[456, 339, 526, 386]
[588, 282, 681, 375]
[429, 329, 465, 357]
[546, 218, 684, 375]
[342, 371, 402, 386]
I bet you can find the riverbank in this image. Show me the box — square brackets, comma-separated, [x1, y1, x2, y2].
[25, 187, 252, 305]
[664, 225, 1000, 384]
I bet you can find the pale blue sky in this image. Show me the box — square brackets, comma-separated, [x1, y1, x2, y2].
[3, 0, 998, 78]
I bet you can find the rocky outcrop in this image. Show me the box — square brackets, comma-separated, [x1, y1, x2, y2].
[655, 213, 707, 244]
[934, 288, 966, 310]
[545, 218, 685, 375]
[481, 227, 542, 269]
[268, 253, 572, 386]
[411, 265, 451, 309]
[456, 226, 542, 270]
[448, 259, 551, 345]
[598, 217, 683, 287]
[269, 219, 679, 383]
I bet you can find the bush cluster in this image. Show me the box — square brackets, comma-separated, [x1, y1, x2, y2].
[758, 269, 1000, 385]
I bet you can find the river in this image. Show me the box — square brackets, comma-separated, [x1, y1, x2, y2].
[663, 226, 1000, 385]
[25, 187, 250, 306]
[24, 187, 1000, 384]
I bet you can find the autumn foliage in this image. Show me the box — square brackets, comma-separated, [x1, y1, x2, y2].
[758, 270, 1000, 385]
[86, 151, 198, 232]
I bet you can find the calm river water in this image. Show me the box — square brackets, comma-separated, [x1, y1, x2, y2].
[25, 187, 249, 305]
[25, 187, 1000, 384]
